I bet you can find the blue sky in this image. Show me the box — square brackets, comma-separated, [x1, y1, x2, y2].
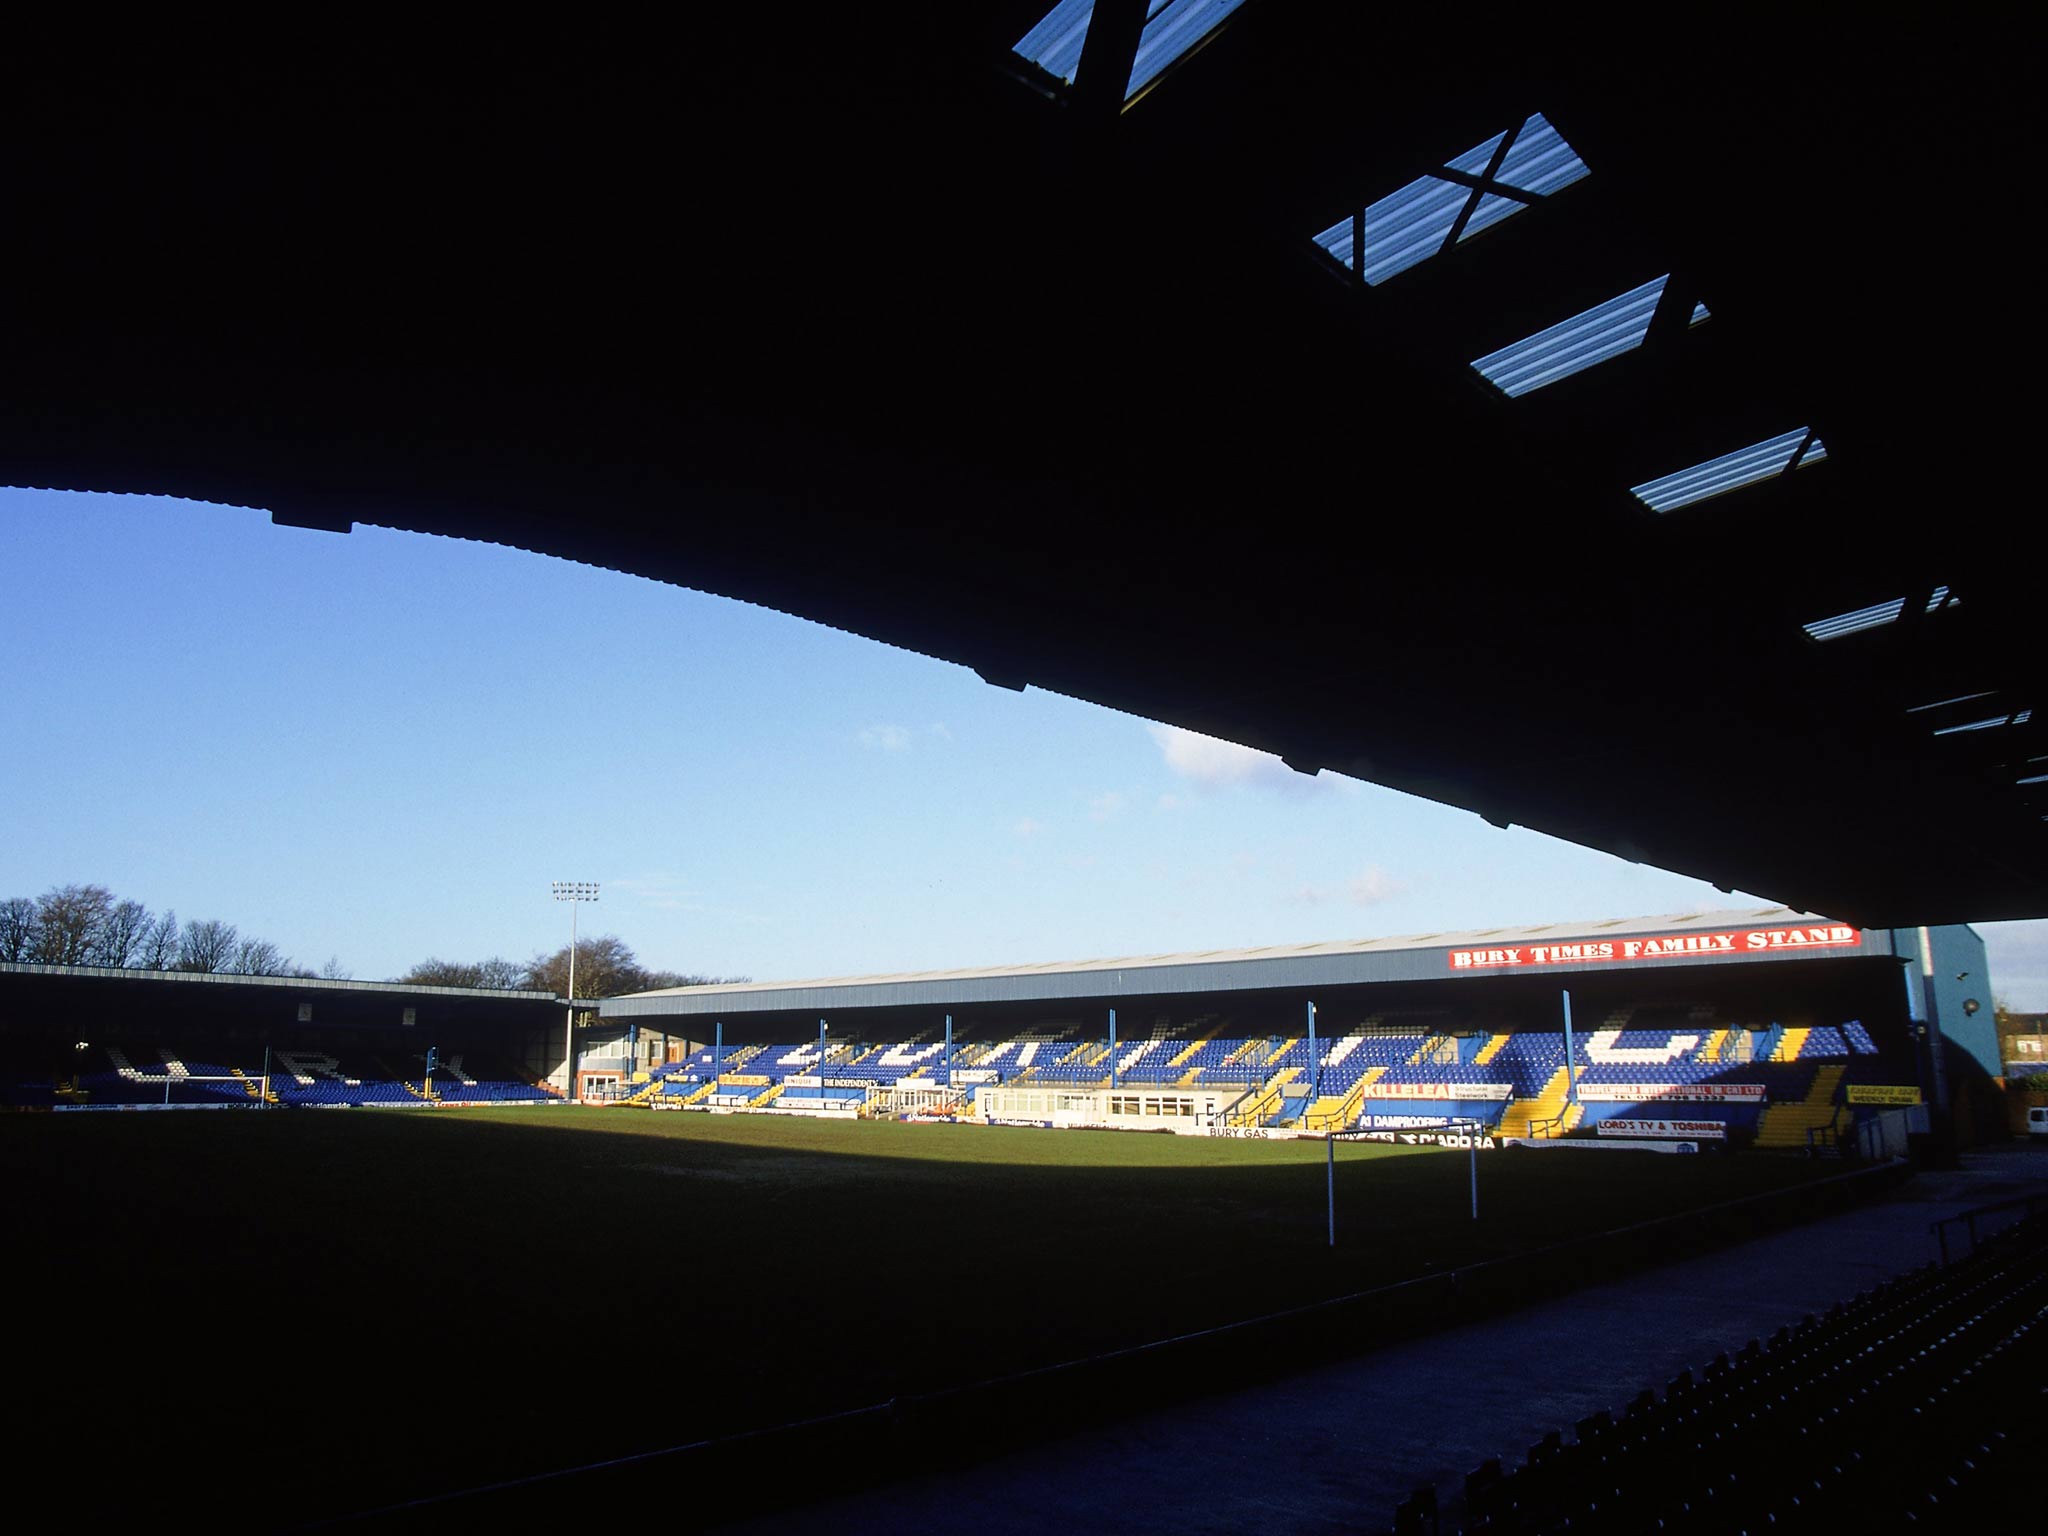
[4, 487, 2044, 1006]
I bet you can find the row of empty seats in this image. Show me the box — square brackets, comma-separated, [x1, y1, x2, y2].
[632, 1013, 1899, 1142]
[3, 1043, 552, 1107]
[1393, 1210, 2048, 1532]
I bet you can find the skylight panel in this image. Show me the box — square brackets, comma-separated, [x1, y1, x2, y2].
[1443, 130, 1511, 179]
[1471, 275, 1667, 397]
[1629, 427, 1818, 512]
[1128, 0, 1249, 97]
[1490, 112, 1591, 195]
[1016, 0, 1093, 83]
[1803, 598, 1906, 641]
[1311, 114, 1590, 284]
[1907, 690, 1995, 714]
[1458, 192, 1525, 244]
[1934, 712, 2026, 736]
[1925, 584, 1953, 611]
[1310, 215, 1355, 271]
[1355, 174, 1473, 283]
[1690, 301, 1711, 326]
[1439, 131, 1516, 245]
[1014, 0, 1248, 102]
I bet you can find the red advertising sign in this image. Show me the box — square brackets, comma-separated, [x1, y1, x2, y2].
[1578, 1083, 1767, 1103]
[1447, 924, 1859, 971]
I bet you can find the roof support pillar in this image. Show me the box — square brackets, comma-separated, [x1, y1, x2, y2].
[1072, 0, 1149, 121]
[1561, 989, 1579, 1105]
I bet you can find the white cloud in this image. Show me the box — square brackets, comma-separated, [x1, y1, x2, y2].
[1149, 723, 1281, 785]
[927, 722, 953, 742]
[1013, 817, 1045, 839]
[858, 724, 913, 752]
[1147, 723, 1329, 795]
[1286, 864, 1406, 909]
[609, 872, 696, 912]
[1346, 866, 1404, 906]
[1088, 791, 1126, 822]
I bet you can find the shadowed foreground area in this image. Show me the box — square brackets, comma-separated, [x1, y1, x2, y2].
[9, 1110, 1832, 1524]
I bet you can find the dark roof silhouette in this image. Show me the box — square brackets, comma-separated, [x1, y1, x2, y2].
[4, 6, 2037, 923]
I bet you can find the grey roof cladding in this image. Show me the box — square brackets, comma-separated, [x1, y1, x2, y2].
[0, 960, 558, 1002]
[601, 907, 1886, 1019]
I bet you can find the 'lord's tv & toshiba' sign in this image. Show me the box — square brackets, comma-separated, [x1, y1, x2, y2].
[1448, 925, 1860, 971]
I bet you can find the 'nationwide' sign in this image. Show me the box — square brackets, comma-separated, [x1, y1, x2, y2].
[1448, 924, 1860, 971]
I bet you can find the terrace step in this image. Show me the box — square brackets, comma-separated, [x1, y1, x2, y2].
[1755, 1064, 1845, 1147]
[1498, 1067, 1572, 1139]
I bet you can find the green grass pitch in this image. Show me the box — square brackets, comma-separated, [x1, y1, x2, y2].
[8, 1108, 1829, 1522]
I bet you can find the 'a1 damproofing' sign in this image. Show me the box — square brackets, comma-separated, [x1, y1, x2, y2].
[1448, 924, 1859, 970]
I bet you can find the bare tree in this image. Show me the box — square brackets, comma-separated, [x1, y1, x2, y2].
[0, 897, 37, 962]
[177, 919, 239, 974]
[475, 956, 529, 990]
[227, 936, 290, 976]
[402, 958, 487, 988]
[30, 884, 117, 965]
[90, 900, 153, 969]
[402, 955, 546, 990]
[138, 910, 181, 971]
[523, 935, 664, 998]
[319, 956, 352, 981]
[641, 968, 748, 989]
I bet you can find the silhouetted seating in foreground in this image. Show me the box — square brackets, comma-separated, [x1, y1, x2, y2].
[1390, 1210, 2048, 1532]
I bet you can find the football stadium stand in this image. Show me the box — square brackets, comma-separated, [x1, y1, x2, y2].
[590, 912, 1990, 1148]
[5, 1040, 552, 1108]
[573, 1007, 1913, 1153]
[3, 1004, 1919, 1152]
